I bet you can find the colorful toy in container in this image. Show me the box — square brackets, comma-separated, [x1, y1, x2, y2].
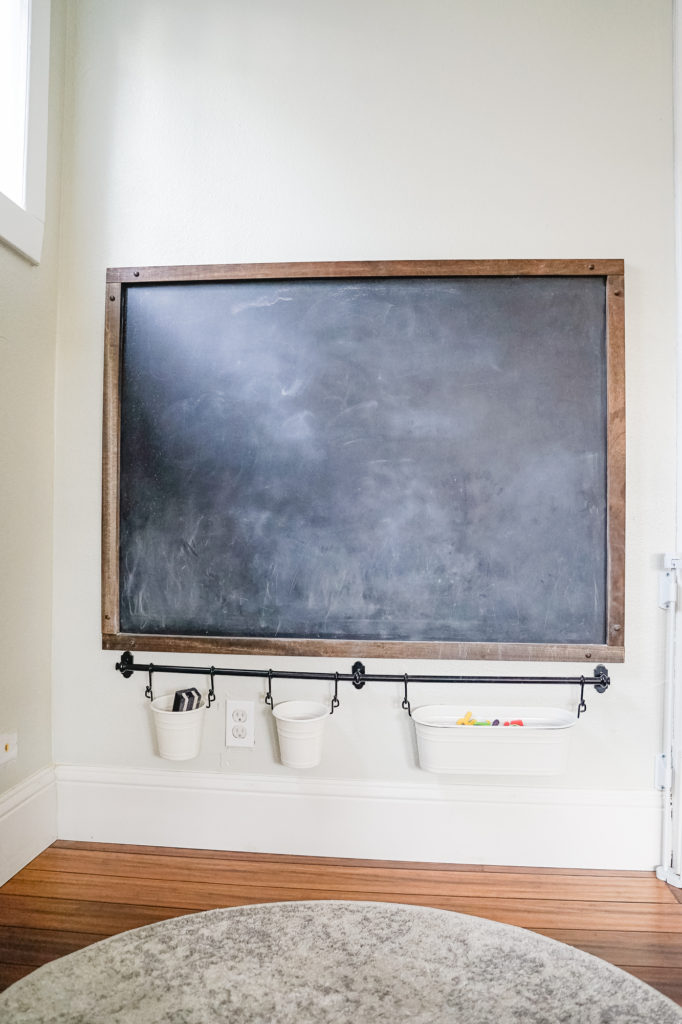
[455, 710, 524, 726]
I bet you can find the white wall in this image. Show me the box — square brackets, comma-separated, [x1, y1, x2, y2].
[51, 0, 675, 866]
[0, 0, 66, 796]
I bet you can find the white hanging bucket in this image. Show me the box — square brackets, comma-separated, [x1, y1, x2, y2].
[272, 700, 329, 768]
[412, 705, 576, 776]
[150, 693, 206, 761]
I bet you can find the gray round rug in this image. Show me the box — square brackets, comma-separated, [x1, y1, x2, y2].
[1, 900, 680, 1023]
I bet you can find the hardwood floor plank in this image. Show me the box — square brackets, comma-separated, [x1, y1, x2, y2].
[535, 929, 682, 967]
[668, 884, 682, 905]
[48, 841, 485, 872]
[28, 850, 675, 903]
[0, 927, 106, 966]
[480, 863, 656, 878]
[0, 895, 196, 934]
[47, 841, 655, 877]
[0, 963, 32, 989]
[621, 966, 682, 1005]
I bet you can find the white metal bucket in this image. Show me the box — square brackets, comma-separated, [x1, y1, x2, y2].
[150, 693, 206, 761]
[411, 705, 576, 776]
[272, 700, 329, 768]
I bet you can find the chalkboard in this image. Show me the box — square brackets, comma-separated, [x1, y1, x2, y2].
[102, 260, 625, 662]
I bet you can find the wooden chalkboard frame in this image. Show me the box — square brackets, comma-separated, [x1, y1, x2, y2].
[102, 259, 625, 663]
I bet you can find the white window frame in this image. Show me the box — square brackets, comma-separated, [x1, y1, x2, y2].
[0, 0, 51, 265]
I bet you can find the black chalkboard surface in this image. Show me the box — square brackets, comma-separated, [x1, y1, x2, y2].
[102, 261, 625, 662]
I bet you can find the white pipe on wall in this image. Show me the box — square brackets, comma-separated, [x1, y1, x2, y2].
[657, 573, 677, 882]
[662, 0, 682, 887]
[672, 601, 682, 882]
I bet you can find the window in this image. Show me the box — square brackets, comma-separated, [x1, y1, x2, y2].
[0, 0, 51, 264]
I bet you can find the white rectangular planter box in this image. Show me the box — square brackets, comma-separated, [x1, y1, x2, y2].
[412, 706, 576, 776]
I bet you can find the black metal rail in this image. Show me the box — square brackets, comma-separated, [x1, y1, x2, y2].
[116, 652, 610, 717]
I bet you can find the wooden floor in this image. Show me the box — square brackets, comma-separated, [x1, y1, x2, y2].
[1, 842, 682, 1007]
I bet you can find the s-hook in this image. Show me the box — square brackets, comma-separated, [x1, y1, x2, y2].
[402, 674, 412, 717]
[265, 669, 274, 710]
[576, 665, 609, 717]
[208, 667, 216, 709]
[145, 664, 154, 702]
[330, 672, 340, 715]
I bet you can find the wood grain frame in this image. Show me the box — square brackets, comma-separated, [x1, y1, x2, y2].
[102, 259, 625, 663]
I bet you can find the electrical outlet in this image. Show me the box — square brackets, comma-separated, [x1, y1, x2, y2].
[225, 701, 255, 747]
[0, 733, 18, 766]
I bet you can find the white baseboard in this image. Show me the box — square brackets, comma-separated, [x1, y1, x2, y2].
[56, 765, 661, 870]
[0, 767, 57, 885]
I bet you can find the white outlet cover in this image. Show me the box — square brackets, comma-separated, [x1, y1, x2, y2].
[225, 701, 255, 747]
